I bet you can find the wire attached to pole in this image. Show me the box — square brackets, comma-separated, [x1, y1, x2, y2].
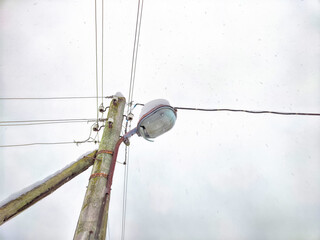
[0, 141, 97, 148]
[174, 107, 320, 116]
[101, 0, 105, 107]
[121, 119, 131, 240]
[0, 96, 113, 100]
[95, 0, 99, 127]
[121, 2, 145, 238]
[127, 0, 144, 115]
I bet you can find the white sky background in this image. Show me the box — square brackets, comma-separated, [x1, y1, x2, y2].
[0, 0, 320, 239]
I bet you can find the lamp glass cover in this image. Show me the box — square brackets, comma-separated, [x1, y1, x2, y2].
[138, 106, 176, 140]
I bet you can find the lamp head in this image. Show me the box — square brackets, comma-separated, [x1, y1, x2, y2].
[137, 99, 177, 141]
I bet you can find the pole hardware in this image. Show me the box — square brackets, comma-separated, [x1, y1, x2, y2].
[112, 95, 118, 104]
[107, 118, 114, 128]
[93, 123, 99, 132]
[127, 113, 134, 121]
[99, 103, 105, 113]
[74, 97, 177, 240]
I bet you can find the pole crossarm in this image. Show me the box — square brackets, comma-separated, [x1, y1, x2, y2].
[0, 150, 98, 226]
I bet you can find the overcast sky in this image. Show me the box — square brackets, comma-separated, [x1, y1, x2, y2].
[1, 0, 320, 239]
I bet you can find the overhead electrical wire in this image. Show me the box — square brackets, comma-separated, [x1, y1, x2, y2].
[174, 107, 320, 116]
[121, 141, 129, 240]
[92, 0, 107, 142]
[0, 121, 94, 127]
[101, 0, 105, 108]
[0, 96, 112, 100]
[95, 0, 99, 128]
[0, 140, 97, 148]
[127, 0, 144, 114]
[0, 118, 105, 127]
[121, 1, 145, 240]
[121, 119, 131, 240]
[97, 0, 107, 142]
[0, 118, 97, 124]
[131, 103, 320, 116]
[76, 123, 100, 145]
[0, 122, 100, 147]
[107, 220, 111, 240]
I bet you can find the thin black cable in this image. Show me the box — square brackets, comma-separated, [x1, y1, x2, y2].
[174, 107, 320, 116]
[0, 140, 96, 148]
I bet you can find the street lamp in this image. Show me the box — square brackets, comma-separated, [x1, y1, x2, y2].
[136, 99, 177, 141]
[121, 99, 177, 142]
[76, 97, 177, 239]
[107, 99, 177, 193]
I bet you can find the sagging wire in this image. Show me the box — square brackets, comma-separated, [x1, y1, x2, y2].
[174, 107, 320, 116]
[130, 103, 320, 117]
[76, 117, 110, 145]
[74, 122, 101, 146]
[0, 141, 97, 148]
[0, 122, 102, 148]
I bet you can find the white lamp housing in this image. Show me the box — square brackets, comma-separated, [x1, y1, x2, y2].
[137, 99, 177, 141]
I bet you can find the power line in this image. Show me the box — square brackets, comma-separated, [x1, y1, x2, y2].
[121, 145, 129, 240]
[0, 140, 97, 148]
[95, 0, 99, 127]
[174, 107, 320, 116]
[132, 103, 320, 116]
[127, 0, 144, 114]
[120, 2, 144, 239]
[107, 219, 111, 240]
[0, 118, 97, 124]
[0, 121, 94, 127]
[0, 123, 100, 147]
[98, 0, 107, 144]
[101, 0, 105, 107]
[0, 96, 112, 100]
[121, 119, 131, 240]
[0, 118, 108, 127]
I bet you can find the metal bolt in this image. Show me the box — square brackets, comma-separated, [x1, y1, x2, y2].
[124, 138, 130, 146]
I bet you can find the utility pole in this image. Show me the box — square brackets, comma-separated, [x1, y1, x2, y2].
[74, 96, 126, 240]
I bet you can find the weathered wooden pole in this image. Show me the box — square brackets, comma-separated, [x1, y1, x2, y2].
[0, 150, 97, 226]
[74, 96, 126, 240]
